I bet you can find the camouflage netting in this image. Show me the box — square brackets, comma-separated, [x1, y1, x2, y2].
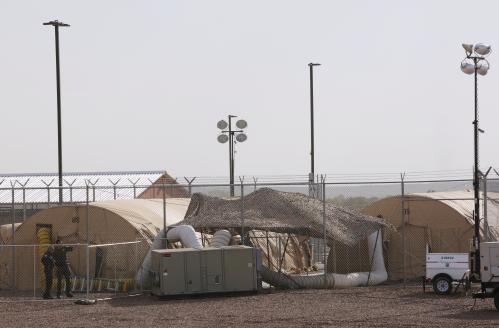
[178, 188, 393, 246]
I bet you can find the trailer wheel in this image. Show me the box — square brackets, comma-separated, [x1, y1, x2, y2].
[494, 292, 499, 311]
[432, 276, 452, 295]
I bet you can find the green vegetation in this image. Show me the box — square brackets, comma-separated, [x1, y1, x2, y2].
[327, 195, 379, 211]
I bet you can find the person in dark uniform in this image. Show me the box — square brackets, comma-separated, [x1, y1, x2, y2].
[41, 245, 55, 299]
[53, 239, 74, 298]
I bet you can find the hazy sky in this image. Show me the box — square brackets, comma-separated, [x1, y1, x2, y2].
[1, 1, 499, 179]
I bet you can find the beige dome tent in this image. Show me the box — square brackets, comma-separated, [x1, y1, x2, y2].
[361, 190, 499, 280]
[0, 198, 190, 291]
[0, 223, 20, 244]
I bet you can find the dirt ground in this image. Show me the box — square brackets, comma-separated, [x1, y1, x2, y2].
[1, 284, 499, 328]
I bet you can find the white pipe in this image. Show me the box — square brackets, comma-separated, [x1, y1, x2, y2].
[210, 230, 231, 247]
[135, 225, 203, 287]
[261, 230, 387, 289]
[135, 228, 166, 287]
[166, 225, 203, 249]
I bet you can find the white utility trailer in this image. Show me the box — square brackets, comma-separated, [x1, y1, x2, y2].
[425, 252, 469, 294]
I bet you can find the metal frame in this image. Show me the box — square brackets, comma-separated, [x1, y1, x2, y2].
[308, 63, 320, 197]
[462, 50, 490, 278]
[43, 20, 70, 205]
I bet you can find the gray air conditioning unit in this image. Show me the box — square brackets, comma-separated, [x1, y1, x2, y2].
[151, 246, 261, 296]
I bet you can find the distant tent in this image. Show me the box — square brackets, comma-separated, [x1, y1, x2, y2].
[362, 190, 499, 280]
[0, 223, 20, 244]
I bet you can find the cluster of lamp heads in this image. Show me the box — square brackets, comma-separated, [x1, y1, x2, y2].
[217, 119, 248, 144]
[461, 43, 492, 76]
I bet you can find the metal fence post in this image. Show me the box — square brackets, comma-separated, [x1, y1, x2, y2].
[33, 244, 36, 298]
[240, 177, 245, 245]
[322, 178, 328, 288]
[86, 184, 90, 299]
[42, 179, 54, 208]
[10, 182, 16, 291]
[482, 167, 492, 241]
[128, 179, 139, 198]
[22, 186, 26, 221]
[400, 173, 406, 286]
[184, 177, 196, 196]
[110, 179, 120, 200]
[135, 237, 140, 292]
[163, 184, 167, 248]
[64, 178, 76, 203]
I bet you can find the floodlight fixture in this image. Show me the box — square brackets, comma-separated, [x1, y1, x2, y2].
[474, 43, 491, 56]
[217, 134, 229, 143]
[235, 133, 247, 143]
[477, 60, 490, 76]
[462, 43, 473, 56]
[216, 115, 248, 197]
[217, 120, 228, 130]
[236, 119, 247, 129]
[461, 59, 475, 74]
[462, 43, 474, 55]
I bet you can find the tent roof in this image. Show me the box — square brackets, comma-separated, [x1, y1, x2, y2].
[178, 188, 392, 246]
[408, 190, 499, 228]
[90, 198, 191, 233]
[9, 198, 191, 244]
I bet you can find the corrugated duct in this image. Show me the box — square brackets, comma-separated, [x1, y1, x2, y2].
[261, 231, 387, 289]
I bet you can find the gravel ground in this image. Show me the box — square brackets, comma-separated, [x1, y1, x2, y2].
[1, 284, 498, 327]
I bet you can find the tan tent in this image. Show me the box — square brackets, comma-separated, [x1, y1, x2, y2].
[0, 223, 21, 244]
[0, 198, 189, 291]
[361, 190, 499, 280]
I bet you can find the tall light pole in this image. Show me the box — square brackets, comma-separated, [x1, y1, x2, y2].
[460, 42, 491, 278]
[43, 20, 70, 204]
[217, 116, 248, 197]
[308, 63, 321, 197]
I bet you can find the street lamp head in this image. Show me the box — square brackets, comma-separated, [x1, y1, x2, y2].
[477, 60, 490, 76]
[217, 120, 228, 130]
[235, 119, 247, 129]
[474, 43, 491, 56]
[235, 133, 247, 143]
[461, 59, 475, 74]
[217, 134, 229, 144]
[43, 20, 70, 27]
[308, 63, 321, 67]
[462, 43, 474, 56]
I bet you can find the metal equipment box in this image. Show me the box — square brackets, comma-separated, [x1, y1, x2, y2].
[480, 242, 499, 283]
[151, 246, 260, 296]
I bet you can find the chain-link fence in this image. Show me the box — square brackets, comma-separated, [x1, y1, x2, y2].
[0, 176, 495, 298]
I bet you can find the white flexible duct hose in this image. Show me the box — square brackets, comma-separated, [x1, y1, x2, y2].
[136, 225, 203, 287]
[166, 225, 203, 249]
[135, 228, 166, 287]
[261, 230, 387, 289]
[210, 230, 232, 247]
